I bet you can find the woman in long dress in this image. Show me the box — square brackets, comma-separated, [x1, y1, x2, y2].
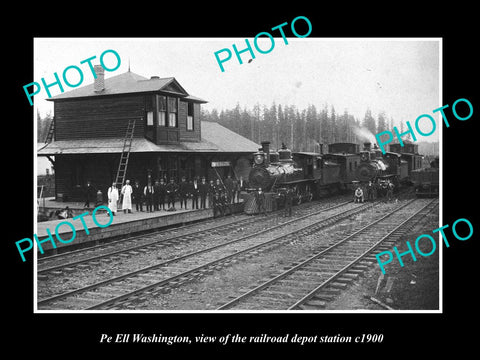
[121, 179, 133, 213]
[107, 182, 118, 215]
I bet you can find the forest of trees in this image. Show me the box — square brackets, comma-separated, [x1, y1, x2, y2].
[37, 102, 438, 155]
[200, 102, 396, 153]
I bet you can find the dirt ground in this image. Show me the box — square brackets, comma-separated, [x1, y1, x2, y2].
[326, 210, 440, 311]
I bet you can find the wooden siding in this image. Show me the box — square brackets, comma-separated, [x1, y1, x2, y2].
[178, 101, 201, 142]
[53, 94, 203, 144]
[54, 94, 147, 140]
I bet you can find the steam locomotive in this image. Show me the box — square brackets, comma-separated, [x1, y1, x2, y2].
[244, 140, 425, 214]
[410, 156, 439, 197]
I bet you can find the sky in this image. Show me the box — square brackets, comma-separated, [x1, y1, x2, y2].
[33, 37, 441, 140]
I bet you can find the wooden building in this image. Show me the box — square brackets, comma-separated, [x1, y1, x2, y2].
[38, 66, 259, 201]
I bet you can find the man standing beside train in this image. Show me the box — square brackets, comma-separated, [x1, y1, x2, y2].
[224, 174, 234, 204]
[366, 181, 375, 202]
[284, 188, 293, 217]
[255, 187, 267, 216]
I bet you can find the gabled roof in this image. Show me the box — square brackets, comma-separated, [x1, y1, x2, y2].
[48, 70, 207, 103]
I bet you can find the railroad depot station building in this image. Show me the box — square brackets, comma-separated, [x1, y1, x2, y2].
[38, 66, 259, 201]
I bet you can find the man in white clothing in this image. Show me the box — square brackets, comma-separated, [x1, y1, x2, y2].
[122, 179, 133, 213]
[107, 182, 119, 215]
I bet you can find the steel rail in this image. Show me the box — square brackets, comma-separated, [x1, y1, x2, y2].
[216, 198, 437, 310]
[37, 197, 351, 274]
[38, 200, 375, 309]
[288, 198, 438, 309]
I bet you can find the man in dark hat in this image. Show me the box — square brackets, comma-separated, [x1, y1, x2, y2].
[199, 177, 208, 209]
[153, 180, 161, 211]
[178, 176, 189, 210]
[165, 178, 178, 210]
[144, 181, 155, 212]
[283, 188, 293, 217]
[157, 178, 167, 210]
[83, 181, 96, 208]
[190, 177, 199, 210]
[224, 174, 234, 204]
[132, 180, 143, 212]
[255, 187, 267, 216]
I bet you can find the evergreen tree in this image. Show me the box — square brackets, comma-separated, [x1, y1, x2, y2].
[377, 111, 387, 134]
[330, 105, 337, 143]
[362, 108, 376, 135]
[319, 105, 329, 145]
[305, 104, 317, 152]
[252, 103, 261, 143]
[240, 107, 252, 140]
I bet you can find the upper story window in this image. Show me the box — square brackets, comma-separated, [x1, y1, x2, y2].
[158, 95, 166, 127]
[187, 102, 194, 131]
[157, 95, 178, 128]
[168, 97, 178, 128]
[146, 111, 154, 140]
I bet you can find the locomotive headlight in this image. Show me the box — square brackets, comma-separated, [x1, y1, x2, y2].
[254, 154, 264, 165]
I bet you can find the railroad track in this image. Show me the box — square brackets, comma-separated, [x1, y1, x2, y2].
[216, 198, 438, 310]
[37, 199, 377, 310]
[37, 196, 353, 275]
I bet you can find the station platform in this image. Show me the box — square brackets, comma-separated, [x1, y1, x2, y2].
[36, 198, 244, 254]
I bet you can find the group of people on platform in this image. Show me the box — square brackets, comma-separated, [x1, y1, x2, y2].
[99, 175, 244, 216]
[353, 179, 395, 203]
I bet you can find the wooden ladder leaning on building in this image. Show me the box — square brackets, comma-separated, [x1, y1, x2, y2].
[115, 119, 136, 195]
[45, 118, 55, 143]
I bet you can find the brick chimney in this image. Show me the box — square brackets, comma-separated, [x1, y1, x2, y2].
[94, 65, 105, 92]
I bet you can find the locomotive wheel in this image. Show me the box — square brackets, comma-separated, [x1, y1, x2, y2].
[306, 192, 313, 202]
[296, 195, 302, 205]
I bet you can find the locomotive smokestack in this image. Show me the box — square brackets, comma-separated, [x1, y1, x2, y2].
[261, 141, 270, 166]
[364, 142, 372, 151]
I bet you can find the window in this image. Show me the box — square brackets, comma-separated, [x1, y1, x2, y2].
[158, 111, 166, 127]
[146, 111, 154, 140]
[187, 102, 194, 131]
[169, 112, 177, 128]
[158, 95, 166, 127]
[167, 97, 178, 128]
[147, 111, 154, 126]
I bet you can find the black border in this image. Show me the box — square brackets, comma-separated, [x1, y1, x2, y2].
[8, 6, 478, 355]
